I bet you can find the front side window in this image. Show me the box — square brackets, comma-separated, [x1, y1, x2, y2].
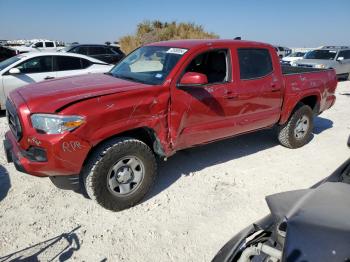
[110, 46, 187, 85]
[183, 49, 229, 84]
[55, 56, 82, 71]
[34, 42, 43, 48]
[238, 48, 273, 80]
[304, 50, 337, 60]
[16, 56, 53, 74]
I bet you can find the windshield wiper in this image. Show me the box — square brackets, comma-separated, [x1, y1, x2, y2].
[114, 74, 148, 84]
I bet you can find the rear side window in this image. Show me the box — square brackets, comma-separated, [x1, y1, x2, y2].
[238, 48, 273, 80]
[45, 42, 54, 48]
[110, 46, 124, 55]
[55, 56, 82, 71]
[338, 50, 350, 59]
[89, 47, 106, 55]
[81, 58, 92, 68]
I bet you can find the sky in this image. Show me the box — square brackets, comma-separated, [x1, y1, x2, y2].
[0, 0, 349, 47]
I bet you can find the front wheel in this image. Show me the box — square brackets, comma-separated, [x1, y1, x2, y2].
[81, 138, 157, 211]
[277, 104, 314, 148]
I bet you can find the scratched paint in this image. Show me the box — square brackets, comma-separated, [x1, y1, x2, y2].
[62, 141, 84, 152]
[27, 137, 41, 146]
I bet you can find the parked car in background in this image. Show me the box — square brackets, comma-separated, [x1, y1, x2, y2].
[292, 46, 350, 80]
[60, 44, 125, 64]
[0, 46, 19, 62]
[212, 137, 350, 262]
[0, 52, 113, 109]
[281, 51, 306, 66]
[15, 40, 64, 53]
[274, 46, 292, 58]
[3, 39, 337, 211]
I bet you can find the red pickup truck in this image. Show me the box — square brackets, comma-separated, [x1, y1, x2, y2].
[4, 40, 337, 211]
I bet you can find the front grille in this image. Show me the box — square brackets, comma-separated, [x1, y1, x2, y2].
[5, 99, 22, 141]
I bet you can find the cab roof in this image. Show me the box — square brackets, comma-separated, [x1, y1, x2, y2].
[146, 39, 273, 50]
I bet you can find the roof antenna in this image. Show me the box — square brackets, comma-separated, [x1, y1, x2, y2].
[234, 37, 241, 40]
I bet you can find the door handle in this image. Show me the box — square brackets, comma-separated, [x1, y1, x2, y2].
[44, 76, 55, 80]
[271, 84, 281, 92]
[224, 91, 239, 99]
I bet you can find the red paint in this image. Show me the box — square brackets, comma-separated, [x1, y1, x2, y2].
[179, 72, 208, 85]
[6, 40, 337, 177]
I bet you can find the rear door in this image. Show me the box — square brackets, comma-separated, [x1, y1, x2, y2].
[2, 55, 55, 98]
[232, 47, 283, 133]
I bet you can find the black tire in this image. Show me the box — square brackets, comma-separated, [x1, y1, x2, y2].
[277, 104, 314, 148]
[81, 137, 157, 211]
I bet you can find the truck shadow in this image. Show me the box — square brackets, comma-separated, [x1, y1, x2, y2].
[0, 226, 81, 262]
[0, 165, 11, 202]
[146, 116, 333, 202]
[313, 116, 333, 135]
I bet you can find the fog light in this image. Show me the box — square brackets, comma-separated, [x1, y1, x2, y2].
[24, 147, 47, 162]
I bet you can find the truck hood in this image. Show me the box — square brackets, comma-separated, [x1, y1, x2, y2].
[16, 73, 149, 112]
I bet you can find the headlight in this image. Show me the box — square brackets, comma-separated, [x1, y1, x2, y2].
[314, 64, 326, 69]
[31, 114, 85, 134]
[291, 62, 298, 67]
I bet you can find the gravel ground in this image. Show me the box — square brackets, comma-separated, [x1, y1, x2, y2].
[0, 81, 349, 261]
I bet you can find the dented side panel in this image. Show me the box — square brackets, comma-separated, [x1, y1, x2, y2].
[279, 69, 337, 125]
[62, 84, 172, 155]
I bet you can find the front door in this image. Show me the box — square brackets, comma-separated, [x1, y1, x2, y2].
[170, 48, 237, 150]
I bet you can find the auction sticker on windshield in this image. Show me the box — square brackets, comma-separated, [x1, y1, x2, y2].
[166, 48, 188, 55]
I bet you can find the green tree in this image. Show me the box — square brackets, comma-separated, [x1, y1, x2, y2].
[119, 20, 218, 54]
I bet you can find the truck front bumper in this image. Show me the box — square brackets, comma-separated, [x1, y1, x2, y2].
[4, 130, 91, 177]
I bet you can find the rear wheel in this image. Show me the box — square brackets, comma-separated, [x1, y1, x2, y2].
[277, 104, 314, 148]
[81, 137, 157, 211]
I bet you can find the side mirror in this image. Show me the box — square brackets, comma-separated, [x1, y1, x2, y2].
[9, 68, 20, 74]
[179, 72, 208, 86]
[337, 57, 344, 62]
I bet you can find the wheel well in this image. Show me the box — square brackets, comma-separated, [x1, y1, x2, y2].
[84, 127, 165, 164]
[299, 95, 319, 113]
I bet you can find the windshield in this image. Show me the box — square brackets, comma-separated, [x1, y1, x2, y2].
[109, 46, 187, 85]
[0, 56, 21, 71]
[304, 50, 337, 60]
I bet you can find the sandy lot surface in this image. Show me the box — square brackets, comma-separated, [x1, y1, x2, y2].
[0, 81, 349, 261]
